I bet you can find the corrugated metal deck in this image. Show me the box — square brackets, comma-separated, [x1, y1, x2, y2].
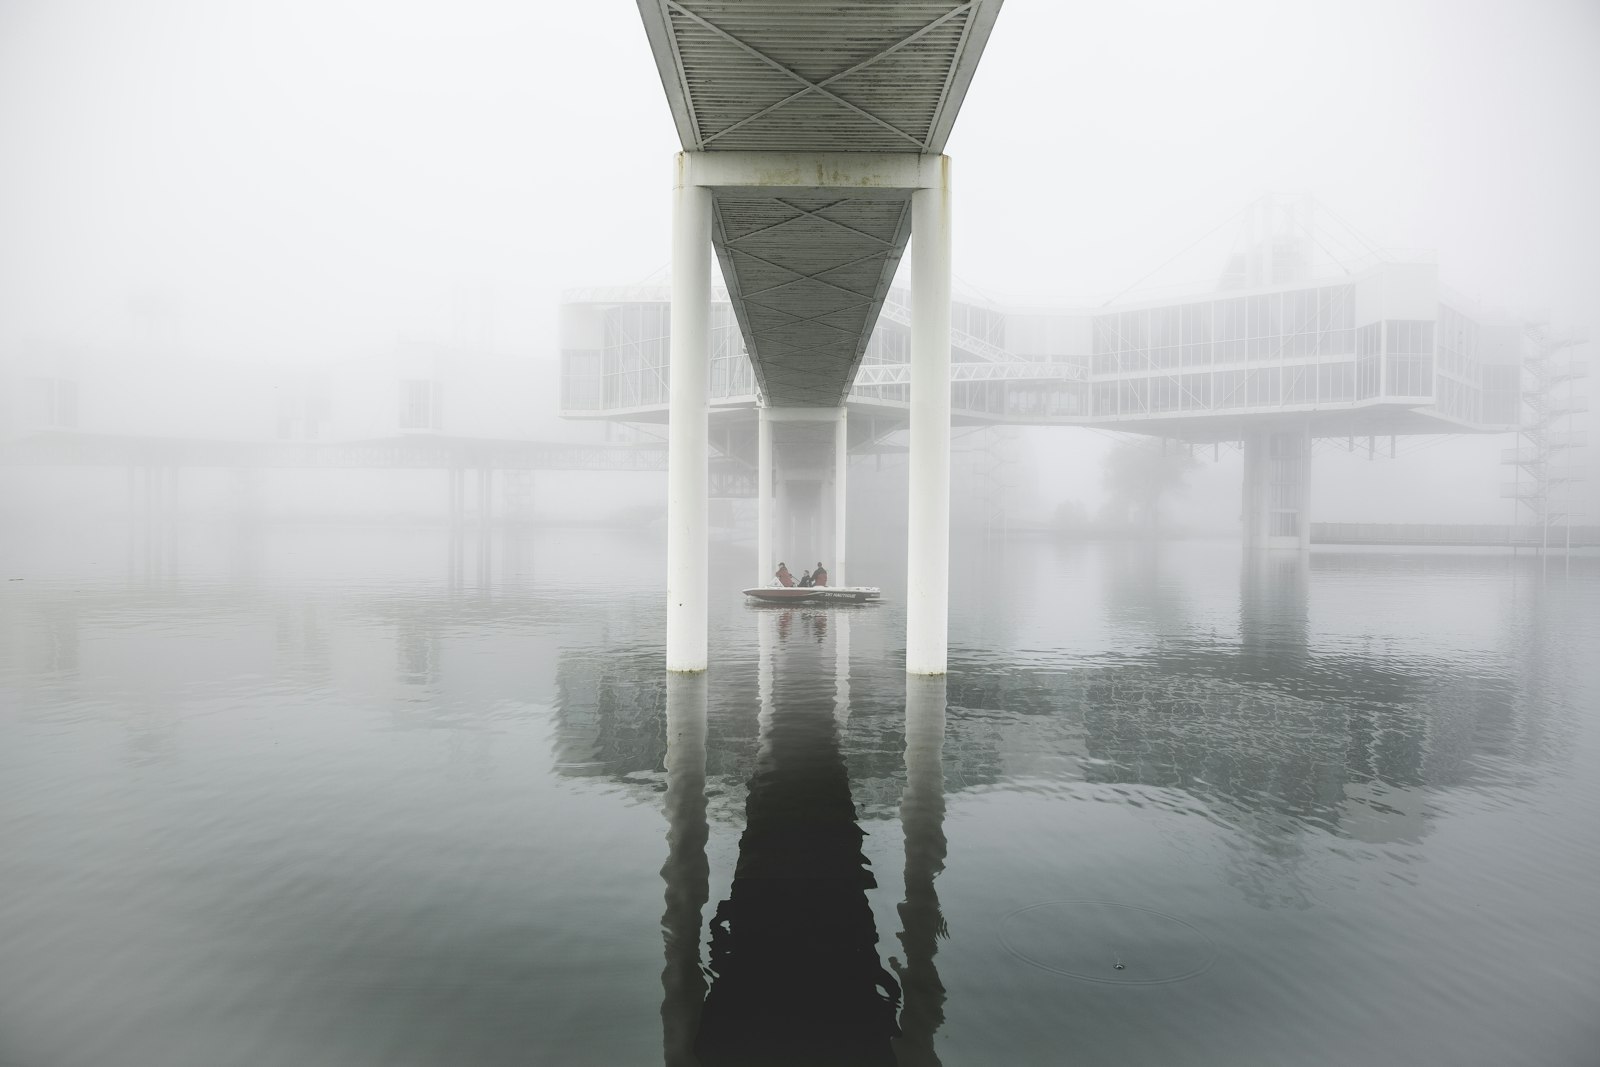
[637, 1, 1002, 406]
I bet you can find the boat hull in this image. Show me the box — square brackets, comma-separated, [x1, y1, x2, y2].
[741, 586, 881, 603]
[741, 587, 821, 602]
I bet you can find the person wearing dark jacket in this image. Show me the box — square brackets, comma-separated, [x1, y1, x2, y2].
[812, 563, 828, 587]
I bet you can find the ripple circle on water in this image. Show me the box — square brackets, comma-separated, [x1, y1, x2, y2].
[1000, 900, 1218, 985]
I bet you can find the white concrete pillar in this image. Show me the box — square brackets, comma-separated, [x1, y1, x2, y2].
[774, 464, 790, 575]
[757, 406, 773, 586]
[1241, 429, 1267, 550]
[906, 168, 952, 675]
[666, 162, 712, 672]
[834, 406, 849, 588]
[1241, 423, 1312, 552]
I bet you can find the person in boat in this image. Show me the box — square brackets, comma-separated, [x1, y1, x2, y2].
[798, 569, 814, 587]
[812, 562, 828, 587]
[775, 562, 794, 587]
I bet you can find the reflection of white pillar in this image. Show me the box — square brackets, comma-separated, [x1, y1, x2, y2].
[757, 608, 777, 756]
[894, 674, 948, 1063]
[757, 406, 773, 586]
[907, 168, 952, 675]
[667, 158, 712, 671]
[660, 672, 709, 1066]
[833, 610, 851, 727]
[834, 406, 849, 587]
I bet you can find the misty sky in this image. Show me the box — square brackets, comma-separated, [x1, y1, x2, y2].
[2, 0, 1598, 520]
[5, 0, 1597, 355]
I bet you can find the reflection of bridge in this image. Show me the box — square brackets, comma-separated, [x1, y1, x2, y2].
[553, 552, 1555, 846]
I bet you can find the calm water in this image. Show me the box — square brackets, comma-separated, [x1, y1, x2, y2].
[3, 526, 1598, 1066]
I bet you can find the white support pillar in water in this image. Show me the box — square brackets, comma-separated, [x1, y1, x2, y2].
[1241, 422, 1312, 552]
[757, 405, 773, 588]
[666, 159, 712, 672]
[906, 165, 952, 675]
[834, 406, 849, 588]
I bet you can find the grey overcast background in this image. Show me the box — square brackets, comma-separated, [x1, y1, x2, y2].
[2, 0, 1597, 521]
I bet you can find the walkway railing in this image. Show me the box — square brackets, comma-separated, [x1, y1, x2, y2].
[1311, 522, 1600, 547]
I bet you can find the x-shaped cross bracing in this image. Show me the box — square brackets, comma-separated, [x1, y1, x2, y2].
[665, 0, 971, 150]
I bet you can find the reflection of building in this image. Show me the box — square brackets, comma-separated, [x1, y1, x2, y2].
[556, 558, 1553, 858]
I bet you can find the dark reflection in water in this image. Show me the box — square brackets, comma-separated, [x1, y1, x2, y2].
[694, 612, 901, 1067]
[890, 676, 948, 1067]
[547, 551, 1577, 881]
[940, 551, 1565, 857]
[662, 674, 710, 1067]
[655, 617, 953, 1066]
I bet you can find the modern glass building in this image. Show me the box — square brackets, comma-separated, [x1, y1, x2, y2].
[559, 237, 1539, 552]
[561, 259, 1524, 440]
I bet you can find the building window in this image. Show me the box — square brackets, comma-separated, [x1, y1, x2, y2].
[1356, 323, 1383, 399]
[25, 377, 78, 430]
[399, 379, 441, 431]
[1384, 320, 1435, 398]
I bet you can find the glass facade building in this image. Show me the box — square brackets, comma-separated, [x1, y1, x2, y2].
[559, 260, 1523, 438]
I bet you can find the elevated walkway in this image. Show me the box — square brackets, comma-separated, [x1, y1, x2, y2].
[1311, 522, 1600, 548]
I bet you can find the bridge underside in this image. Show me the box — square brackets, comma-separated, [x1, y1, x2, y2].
[640, 1, 1000, 408]
[713, 186, 911, 407]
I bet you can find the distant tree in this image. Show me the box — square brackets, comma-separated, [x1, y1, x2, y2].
[1050, 499, 1091, 532]
[1099, 436, 1199, 533]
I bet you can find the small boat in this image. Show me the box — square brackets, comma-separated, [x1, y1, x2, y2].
[741, 586, 881, 604]
[741, 586, 823, 603]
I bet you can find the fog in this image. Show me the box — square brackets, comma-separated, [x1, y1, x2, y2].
[6, 7, 1600, 1065]
[3, 0, 1598, 528]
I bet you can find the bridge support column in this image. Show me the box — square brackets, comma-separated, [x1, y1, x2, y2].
[906, 170, 952, 675]
[774, 464, 790, 577]
[834, 406, 848, 588]
[666, 165, 712, 672]
[1242, 423, 1312, 552]
[757, 405, 772, 587]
